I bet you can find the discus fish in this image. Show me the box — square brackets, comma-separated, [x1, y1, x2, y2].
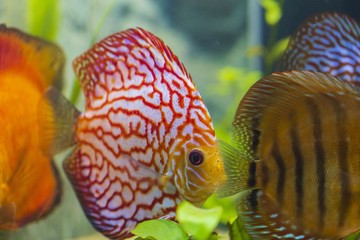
[44, 28, 225, 239]
[278, 12, 360, 85]
[0, 25, 63, 229]
[218, 71, 360, 239]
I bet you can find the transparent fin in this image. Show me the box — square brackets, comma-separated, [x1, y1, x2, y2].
[216, 140, 254, 198]
[39, 87, 80, 156]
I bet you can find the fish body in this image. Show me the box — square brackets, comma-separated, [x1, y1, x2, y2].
[278, 12, 360, 85]
[46, 28, 225, 239]
[219, 71, 360, 239]
[0, 25, 63, 229]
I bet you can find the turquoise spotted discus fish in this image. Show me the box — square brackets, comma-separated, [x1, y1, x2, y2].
[278, 12, 360, 85]
[44, 28, 225, 239]
[218, 71, 360, 239]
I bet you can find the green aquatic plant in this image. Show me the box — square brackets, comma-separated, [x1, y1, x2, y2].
[260, 0, 286, 74]
[69, 0, 116, 104]
[203, 194, 237, 224]
[209, 1, 287, 143]
[227, 218, 250, 240]
[176, 201, 222, 240]
[132, 219, 187, 240]
[243, 0, 287, 74]
[210, 66, 262, 143]
[27, 0, 60, 41]
[260, 0, 282, 26]
[348, 232, 360, 240]
[131, 201, 225, 240]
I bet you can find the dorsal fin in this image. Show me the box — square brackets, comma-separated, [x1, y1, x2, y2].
[278, 12, 360, 85]
[0, 25, 64, 89]
[72, 28, 192, 105]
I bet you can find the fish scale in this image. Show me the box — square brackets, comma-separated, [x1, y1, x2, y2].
[45, 28, 225, 239]
[278, 12, 360, 85]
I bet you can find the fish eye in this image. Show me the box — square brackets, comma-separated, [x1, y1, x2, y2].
[188, 149, 204, 166]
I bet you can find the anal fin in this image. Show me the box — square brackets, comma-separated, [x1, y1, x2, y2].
[234, 189, 316, 240]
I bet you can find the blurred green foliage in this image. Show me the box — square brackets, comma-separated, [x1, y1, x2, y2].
[176, 201, 222, 240]
[27, 0, 59, 41]
[204, 195, 237, 224]
[261, 0, 287, 74]
[260, 0, 282, 26]
[69, 0, 116, 104]
[212, 0, 287, 144]
[132, 219, 188, 240]
[348, 232, 360, 240]
[227, 218, 250, 240]
[132, 201, 226, 240]
[210, 67, 262, 143]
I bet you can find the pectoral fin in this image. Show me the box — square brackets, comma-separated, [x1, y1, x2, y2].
[38, 87, 80, 156]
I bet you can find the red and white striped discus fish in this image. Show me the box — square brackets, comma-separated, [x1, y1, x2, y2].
[218, 71, 360, 239]
[44, 28, 225, 239]
[278, 12, 360, 85]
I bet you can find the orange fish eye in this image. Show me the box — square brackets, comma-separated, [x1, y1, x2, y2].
[188, 149, 204, 166]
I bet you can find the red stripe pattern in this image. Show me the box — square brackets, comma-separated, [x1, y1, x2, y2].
[65, 28, 218, 238]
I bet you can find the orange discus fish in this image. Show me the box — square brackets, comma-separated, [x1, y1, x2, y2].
[0, 25, 63, 229]
[218, 71, 360, 239]
[45, 28, 225, 239]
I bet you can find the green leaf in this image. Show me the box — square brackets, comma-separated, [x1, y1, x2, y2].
[267, 36, 289, 64]
[131, 219, 188, 240]
[177, 201, 223, 240]
[27, 0, 59, 41]
[218, 67, 243, 83]
[260, 0, 282, 26]
[69, 0, 116, 104]
[346, 231, 360, 240]
[228, 217, 250, 240]
[203, 194, 237, 224]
